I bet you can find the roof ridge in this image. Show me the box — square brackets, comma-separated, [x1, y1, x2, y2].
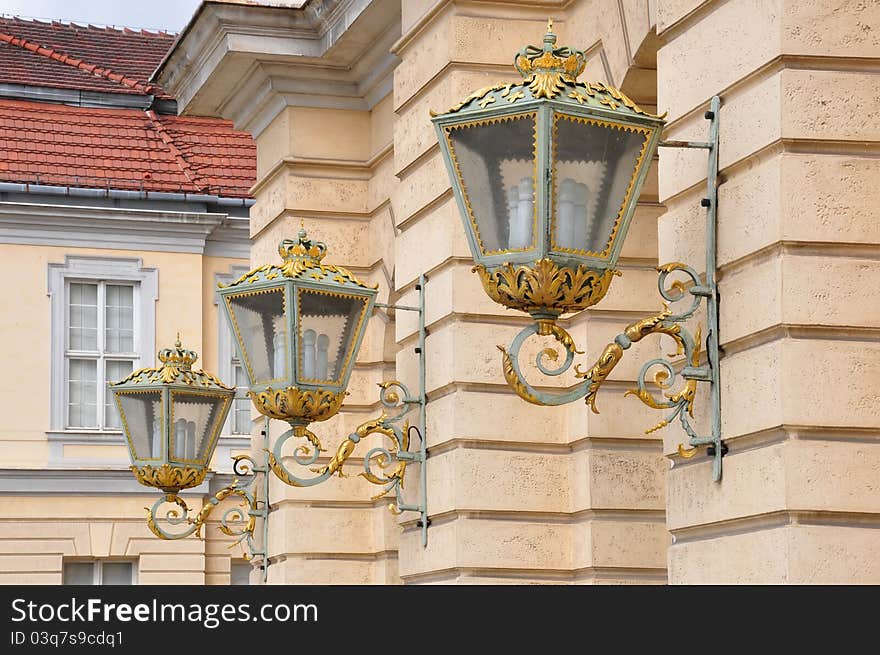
[0, 29, 159, 95]
[0, 15, 177, 38]
[144, 110, 207, 193]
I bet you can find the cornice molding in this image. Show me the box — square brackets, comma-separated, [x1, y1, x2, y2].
[0, 201, 249, 258]
[155, 0, 400, 136]
[0, 467, 235, 495]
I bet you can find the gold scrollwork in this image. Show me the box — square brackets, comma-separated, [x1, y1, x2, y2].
[536, 319, 584, 355]
[575, 342, 624, 413]
[498, 345, 542, 405]
[132, 463, 208, 493]
[248, 386, 347, 424]
[474, 259, 619, 315]
[576, 306, 687, 413]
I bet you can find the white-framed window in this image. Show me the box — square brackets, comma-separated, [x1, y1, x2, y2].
[231, 357, 250, 435]
[62, 560, 136, 585]
[216, 265, 252, 437]
[48, 256, 158, 434]
[65, 281, 137, 429]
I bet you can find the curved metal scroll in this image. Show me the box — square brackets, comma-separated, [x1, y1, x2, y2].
[498, 262, 721, 480]
[267, 381, 422, 515]
[145, 455, 262, 560]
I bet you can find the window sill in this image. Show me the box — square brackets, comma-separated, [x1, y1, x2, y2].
[47, 430, 125, 445]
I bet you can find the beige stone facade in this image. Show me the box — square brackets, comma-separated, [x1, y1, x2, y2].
[1, 0, 876, 585]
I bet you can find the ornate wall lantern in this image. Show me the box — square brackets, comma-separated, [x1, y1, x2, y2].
[433, 22, 726, 480]
[219, 228, 428, 542]
[111, 340, 266, 565]
[218, 227, 377, 438]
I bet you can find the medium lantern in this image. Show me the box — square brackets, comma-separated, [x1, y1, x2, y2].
[217, 227, 377, 429]
[432, 21, 665, 322]
[110, 340, 234, 493]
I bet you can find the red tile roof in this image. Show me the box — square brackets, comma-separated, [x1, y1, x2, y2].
[0, 17, 174, 96]
[0, 17, 256, 198]
[0, 99, 256, 197]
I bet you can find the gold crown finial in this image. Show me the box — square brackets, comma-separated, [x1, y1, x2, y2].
[278, 225, 328, 264]
[513, 22, 586, 98]
[158, 339, 198, 372]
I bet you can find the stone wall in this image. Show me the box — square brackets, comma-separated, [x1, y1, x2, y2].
[657, 0, 880, 583]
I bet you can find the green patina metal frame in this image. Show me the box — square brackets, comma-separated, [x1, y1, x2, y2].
[492, 97, 725, 481]
[257, 277, 429, 547]
[111, 342, 271, 582]
[432, 89, 664, 274]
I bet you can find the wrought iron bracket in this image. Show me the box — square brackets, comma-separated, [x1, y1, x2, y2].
[145, 452, 270, 579]
[266, 275, 430, 546]
[498, 97, 725, 481]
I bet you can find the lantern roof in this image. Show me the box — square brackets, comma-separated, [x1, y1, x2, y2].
[112, 338, 232, 390]
[433, 20, 665, 122]
[219, 226, 377, 292]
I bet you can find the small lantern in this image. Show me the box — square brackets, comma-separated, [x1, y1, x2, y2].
[217, 227, 377, 428]
[432, 21, 665, 323]
[110, 340, 234, 493]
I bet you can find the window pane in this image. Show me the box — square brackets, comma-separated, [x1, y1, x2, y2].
[105, 285, 134, 353]
[233, 365, 250, 434]
[63, 562, 94, 585]
[230, 562, 251, 585]
[104, 361, 133, 429]
[101, 562, 133, 585]
[68, 359, 97, 428]
[68, 283, 98, 351]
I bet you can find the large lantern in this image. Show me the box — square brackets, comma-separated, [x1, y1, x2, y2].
[217, 227, 377, 430]
[111, 340, 234, 493]
[432, 22, 665, 325]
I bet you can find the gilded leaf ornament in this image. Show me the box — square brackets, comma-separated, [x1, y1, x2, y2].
[474, 259, 619, 315]
[248, 386, 347, 424]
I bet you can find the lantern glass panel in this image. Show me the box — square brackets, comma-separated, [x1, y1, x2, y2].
[225, 288, 287, 384]
[297, 288, 369, 386]
[551, 114, 649, 257]
[116, 391, 163, 461]
[170, 392, 228, 464]
[446, 112, 538, 255]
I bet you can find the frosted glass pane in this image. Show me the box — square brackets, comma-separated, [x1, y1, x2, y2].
[63, 562, 94, 585]
[297, 290, 368, 385]
[226, 289, 286, 384]
[446, 114, 538, 254]
[101, 562, 133, 585]
[171, 393, 225, 463]
[551, 114, 648, 255]
[117, 391, 163, 459]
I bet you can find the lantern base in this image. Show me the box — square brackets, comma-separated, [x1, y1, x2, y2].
[473, 259, 619, 317]
[248, 386, 346, 425]
[131, 463, 208, 494]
